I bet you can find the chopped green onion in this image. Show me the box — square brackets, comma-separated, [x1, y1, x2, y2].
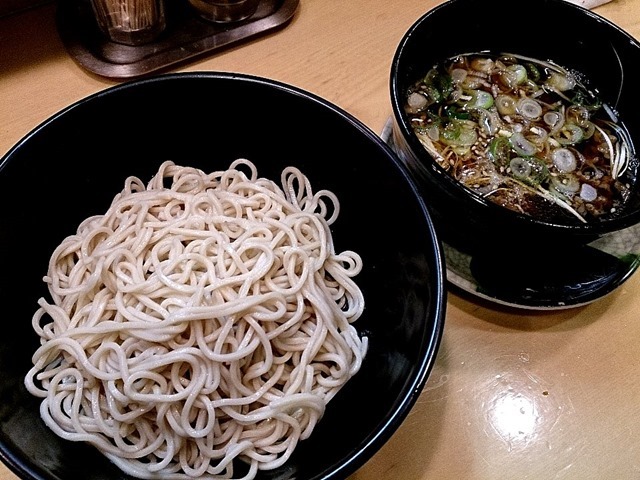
[551, 148, 577, 172]
[509, 64, 527, 84]
[407, 92, 428, 111]
[421, 68, 454, 102]
[467, 90, 494, 109]
[546, 71, 576, 92]
[551, 173, 580, 194]
[510, 157, 548, 185]
[544, 110, 564, 128]
[556, 124, 584, 145]
[572, 89, 603, 111]
[470, 57, 494, 72]
[509, 132, 537, 156]
[510, 157, 531, 178]
[444, 105, 471, 120]
[476, 109, 500, 135]
[495, 94, 516, 116]
[488, 136, 511, 165]
[441, 121, 477, 146]
[516, 98, 542, 120]
[524, 62, 541, 82]
[404, 52, 632, 223]
[451, 68, 467, 84]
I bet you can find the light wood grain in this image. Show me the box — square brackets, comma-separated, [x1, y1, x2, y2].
[2, 1, 640, 479]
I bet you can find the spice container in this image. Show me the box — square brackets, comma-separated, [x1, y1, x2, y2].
[187, 0, 260, 23]
[90, 0, 166, 45]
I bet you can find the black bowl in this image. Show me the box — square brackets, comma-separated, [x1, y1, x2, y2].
[390, 0, 640, 255]
[0, 73, 445, 480]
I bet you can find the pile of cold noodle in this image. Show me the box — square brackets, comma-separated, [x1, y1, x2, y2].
[24, 159, 367, 480]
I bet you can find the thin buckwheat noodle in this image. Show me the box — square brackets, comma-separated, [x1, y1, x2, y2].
[24, 159, 367, 479]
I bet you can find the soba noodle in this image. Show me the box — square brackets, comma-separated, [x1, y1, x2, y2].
[24, 159, 367, 480]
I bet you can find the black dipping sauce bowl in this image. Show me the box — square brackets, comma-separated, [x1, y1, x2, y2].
[390, 0, 640, 258]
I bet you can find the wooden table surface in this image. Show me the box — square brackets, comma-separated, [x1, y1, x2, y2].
[2, 0, 640, 479]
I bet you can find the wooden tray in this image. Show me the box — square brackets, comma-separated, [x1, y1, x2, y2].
[56, 0, 299, 79]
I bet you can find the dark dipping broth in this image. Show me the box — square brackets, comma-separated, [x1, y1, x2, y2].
[404, 52, 637, 225]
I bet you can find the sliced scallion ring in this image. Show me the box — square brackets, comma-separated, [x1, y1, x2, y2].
[426, 124, 440, 141]
[509, 157, 548, 185]
[509, 132, 537, 156]
[543, 110, 565, 134]
[556, 124, 584, 145]
[477, 109, 500, 135]
[546, 71, 576, 92]
[551, 148, 577, 172]
[488, 136, 511, 165]
[470, 57, 494, 72]
[516, 98, 542, 120]
[510, 157, 531, 179]
[451, 68, 467, 84]
[441, 122, 478, 146]
[496, 94, 516, 116]
[508, 64, 527, 84]
[551, 173, 580, 194]
[468, 90, 494, 109]
[407, 92, 428, 111]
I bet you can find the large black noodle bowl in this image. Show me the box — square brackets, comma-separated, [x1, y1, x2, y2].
[0, 73, 446, 480]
